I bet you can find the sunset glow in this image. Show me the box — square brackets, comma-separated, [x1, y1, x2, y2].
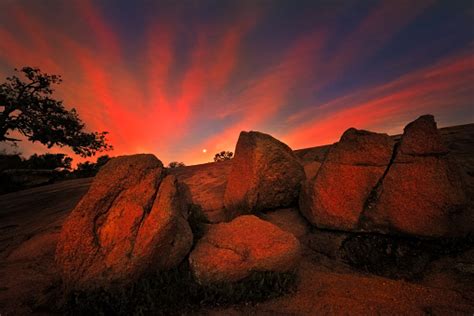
[0, 0, 472, 165]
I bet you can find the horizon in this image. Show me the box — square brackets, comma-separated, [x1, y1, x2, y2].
[0, 0, 473, 166]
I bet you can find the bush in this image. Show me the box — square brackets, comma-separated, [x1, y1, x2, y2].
[168, 161, 185, 168]
[72, 155, 111, 178]
[24, 153, 72, 170]
[214, 151, 233, 162]
[0, 154, 23, 171]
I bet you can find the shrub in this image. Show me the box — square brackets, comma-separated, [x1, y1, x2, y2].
[214, 151, 233, 162]
[168, 161, 186, 168]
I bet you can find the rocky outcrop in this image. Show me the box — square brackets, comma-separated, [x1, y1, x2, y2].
[361, 115, 468, 237]
[299, 128, 393, 230]
[300, 115, 469, 238]
[55, 154, 192, 290]
[189, 215, 301, 284]
[224, 131, 305, 219]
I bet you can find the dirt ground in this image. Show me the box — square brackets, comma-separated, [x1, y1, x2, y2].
[0, 124, 473, 315]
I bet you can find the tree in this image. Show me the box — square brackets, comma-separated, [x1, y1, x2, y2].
[75, 161, 97, 178]
[214, 151, 233, 162]
[73, 155, 111, 178]
[168, 161, 185, 168]
[95, 155, 111, 169]
[24, 153, 73, 170]
[0, 67, 112, 157]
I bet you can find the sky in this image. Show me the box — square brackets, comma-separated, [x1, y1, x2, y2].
[0, 0, 473, 166]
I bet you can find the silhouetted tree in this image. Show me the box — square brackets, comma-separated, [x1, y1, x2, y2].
[24, 153, 72, 170]
[74, 155, 112, 178]
[75, 161, 96, 178]
[214, 151, 233, 162]
[95, 155, 110, 168]
[0, 153, 22, 171]
[168, 161, 185, 168]
[0, 67, 112, 157]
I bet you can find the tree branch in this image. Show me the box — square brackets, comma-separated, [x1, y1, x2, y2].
[1, 136, 21, 142]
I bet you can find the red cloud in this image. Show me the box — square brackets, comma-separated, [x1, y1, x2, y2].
[180, 31, 327, 164]
[74, 0, 121, 60]
[0, 0, 471, 168]
[282, 52, 474, 150]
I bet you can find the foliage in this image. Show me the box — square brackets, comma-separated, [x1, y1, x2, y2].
[0, 66, 112, 157]
[168, 161, 185, 168]
[95, 155, 110, 168]
[214, 151, 233, 162]
[341, 233, 474, 281]
[74, 155, 111, 178]
[0, 153, 23, 171]
[64, 260, 297, 315]
[24, 153, 72, 170]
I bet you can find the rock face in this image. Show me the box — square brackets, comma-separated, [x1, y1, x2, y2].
[189, 215, 301, 284]
[299, 128, 393, 230]
[362, 115, 467, 237]
[224, 131, 305, 218]
[55, 154, 193, 290]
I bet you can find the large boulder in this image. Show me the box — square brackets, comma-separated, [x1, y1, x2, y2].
[299, 128, 393, 230]
[189, 215, 301, 284]
[55, 154, 193, 290]
[224, 131, 305, 219]
[361, 115, 468, 237]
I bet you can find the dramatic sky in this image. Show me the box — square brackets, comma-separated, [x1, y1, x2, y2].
[0, 0, 473, 165]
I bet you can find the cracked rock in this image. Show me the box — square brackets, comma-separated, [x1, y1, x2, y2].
[299, 128, 393, 230]
[361, 115, 469, 237]
[55, 154, 192, 290]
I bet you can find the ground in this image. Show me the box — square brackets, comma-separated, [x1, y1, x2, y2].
[0, 124, 473, 315]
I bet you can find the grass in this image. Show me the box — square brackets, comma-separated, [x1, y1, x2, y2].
[341, 233, 474, 280]
[64, 260, 297, 315]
